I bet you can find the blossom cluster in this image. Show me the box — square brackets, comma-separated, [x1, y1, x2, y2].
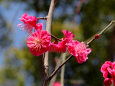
[101, 61, 115, 86]
[18, 13, 91, 64]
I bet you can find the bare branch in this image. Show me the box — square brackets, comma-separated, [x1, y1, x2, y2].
[46, 0, 57, 33]
[37, 17, 47, 20]
[86, 21, 115, 45]
[98, 20, 115, 35]
[49, 55, 73, 80]
[51, 34, 62, 41]
[49, 57, 61, 86]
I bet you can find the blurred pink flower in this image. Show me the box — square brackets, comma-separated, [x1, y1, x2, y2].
[53, 82, 61, 86]
[27, 29, 51, 56]
[101, 61, 115, 86]
[101, 61, 113, 78]
[18, 13, 37, 33]
[67, 41, 91, 64]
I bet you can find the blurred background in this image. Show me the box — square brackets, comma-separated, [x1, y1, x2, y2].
[0, 0, 115, 86]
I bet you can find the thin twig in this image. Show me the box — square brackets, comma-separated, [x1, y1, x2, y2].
[86, 37, 95, 45]
[37, 17, 47, 20]
[51, 34, 62, 41]
[98, 20, 115, 35]
[86, 21, 115, 45]
[49, 55, 73, 80]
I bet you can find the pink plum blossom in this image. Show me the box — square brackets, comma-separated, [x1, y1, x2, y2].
[101, 61, 115, 86]
[27, 29, 51, 56]
[49, 40, 67, 53]
[53, 82, 61, 86]
[62, 30, 75, 40]
[101, 61, 112, 78]
[18, 13, 37, 33]
[49, 30, 74, 53]
[36, 23, 43, 30]
[67, 41, 91, 64]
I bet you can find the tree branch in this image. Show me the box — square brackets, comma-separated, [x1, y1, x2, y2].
[43, 0, 57, 86]
[46, 0, 57, 34]
[37, 17, 47, 20]
[49, 55, 73, 80]
[86, 21, 115, 45]
[51, 34, 62, 41]
[49, 57, 61, 86]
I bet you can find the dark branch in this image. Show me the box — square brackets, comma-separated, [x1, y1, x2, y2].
[37, 17, 47, 20]
[51, 34, 62, 41]
[49, 55, 73, 80]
